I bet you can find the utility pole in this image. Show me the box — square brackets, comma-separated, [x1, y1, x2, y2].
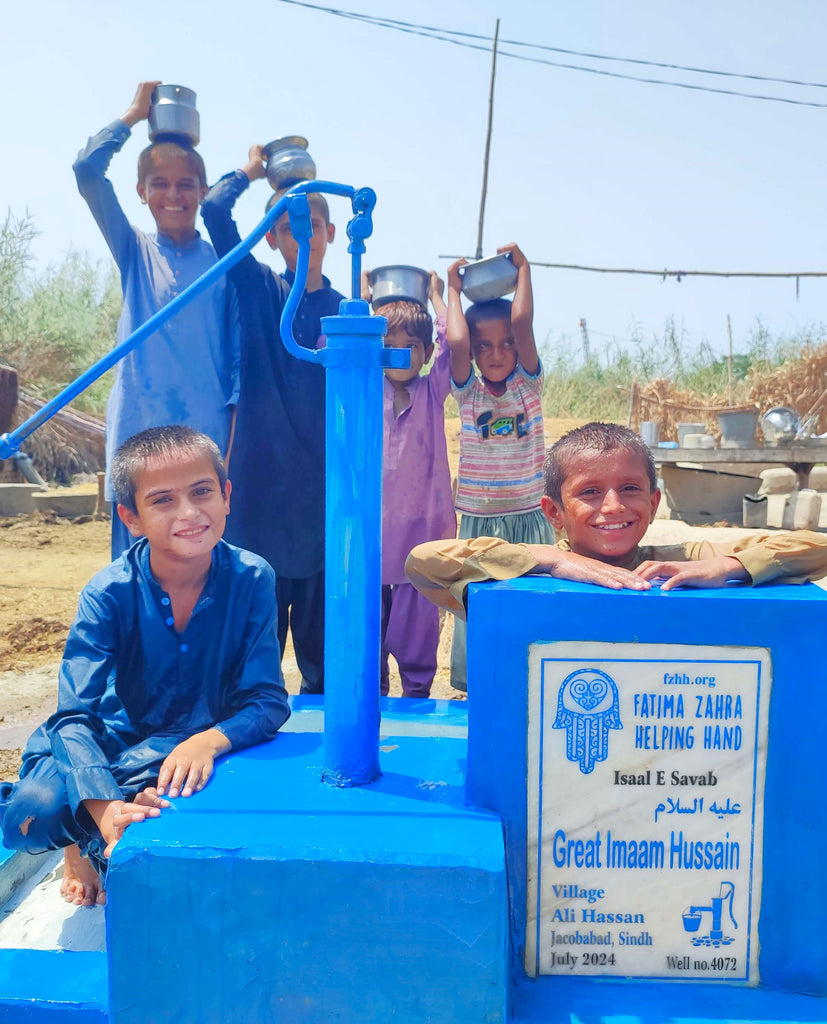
[475, 19, 500, 260]
[579, 318, 591, 361]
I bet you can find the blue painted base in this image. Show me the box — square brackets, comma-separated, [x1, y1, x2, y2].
[0, 950, 107, 1021]
[465, 577, 827, 1004]
[107, 730, 508, 1024]
[512, 975, 827, 1024]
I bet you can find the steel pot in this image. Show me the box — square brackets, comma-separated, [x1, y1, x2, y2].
[368, 265, 429, 309]
[262, 136, 316, 190]
[459, 253, 518, 302]
[148, 85, 200, 146]
[761, 406, 800, 446]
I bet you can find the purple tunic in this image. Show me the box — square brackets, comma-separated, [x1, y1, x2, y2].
[382, 314, 456, 584]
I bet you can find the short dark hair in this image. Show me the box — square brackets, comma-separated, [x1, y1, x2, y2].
[544, 422, 657, 503]
[265, 190, 331, 224]
[111, 425, 227, 513]
[380, 300, 434, 347]
[137, 142, 207, 188]
[466, 298, 513, 351]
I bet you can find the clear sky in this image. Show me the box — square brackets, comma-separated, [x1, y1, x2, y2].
[3, 0, 827, 361]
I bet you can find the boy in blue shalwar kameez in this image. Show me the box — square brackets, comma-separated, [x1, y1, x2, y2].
[201, 145, 344, 695]
[73, 81, 240, 560]
[0, 427, 289, 907]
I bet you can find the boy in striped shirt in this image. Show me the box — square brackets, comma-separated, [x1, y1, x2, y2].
[446, 243, 552, 691]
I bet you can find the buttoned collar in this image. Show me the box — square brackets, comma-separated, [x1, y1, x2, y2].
[283, 268, 332, 291]
[155, 230, 202, 252]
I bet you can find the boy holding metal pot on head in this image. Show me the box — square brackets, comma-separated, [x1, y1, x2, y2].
[445, 242, 552, 692]
[361, 270, 456, 698]
[201, 145, 343, 695]
[73, 81, 240, 560]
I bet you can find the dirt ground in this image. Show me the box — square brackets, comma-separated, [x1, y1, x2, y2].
[0, 416, 766, 782]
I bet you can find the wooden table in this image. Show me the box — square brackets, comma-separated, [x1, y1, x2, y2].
[650, 445, 827, 489]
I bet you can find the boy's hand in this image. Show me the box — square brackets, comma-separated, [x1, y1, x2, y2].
[122, 81, 162, 129]
[634, 555, 749, 591]
[84, 792, 168, 859]
[525, 545, 652, 591]
[497, 242, 528, 269]
[447, 258, 467, 295]
[429, 271, 446, 315]
[157, 728, 232, 799]
[242, 144, 266, 183]
[361, 269, 372, 302]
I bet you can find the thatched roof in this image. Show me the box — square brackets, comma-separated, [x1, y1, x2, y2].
[13, 391, 105, 485]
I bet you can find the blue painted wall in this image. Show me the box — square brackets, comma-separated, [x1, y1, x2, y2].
[0, 950, 106, 1021]
[464, 577, 827, 998]
[107, 732, 508, 1024]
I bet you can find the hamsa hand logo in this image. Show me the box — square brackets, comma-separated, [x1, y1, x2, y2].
[553, 668, 622, 774]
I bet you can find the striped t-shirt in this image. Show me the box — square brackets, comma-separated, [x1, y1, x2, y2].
[452, 364, 546, 516]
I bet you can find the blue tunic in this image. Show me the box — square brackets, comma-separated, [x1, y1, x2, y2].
[19, 538, 289, 813]
[201, 171, 343, 579]
[73, 121, 240, 498]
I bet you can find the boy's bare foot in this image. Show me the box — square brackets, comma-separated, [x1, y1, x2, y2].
[60, 844, 105, 907]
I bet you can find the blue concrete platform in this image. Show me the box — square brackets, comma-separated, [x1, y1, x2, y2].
[466, 577, 827, 1021]
[107, 729, 508, 1024]
[512, 975, 827, 1024]
[0, 950, 107, 1021]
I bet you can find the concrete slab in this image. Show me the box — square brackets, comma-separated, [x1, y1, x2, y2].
[31, 493, 96, 518]
[810, 465, 827, 490]
[759, 467, 797, 493]
[108, 732, 508, 1024]
[0, 484, 47, 516]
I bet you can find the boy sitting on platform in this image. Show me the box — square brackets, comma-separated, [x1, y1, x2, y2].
[0, 426, 289, 907]
[406, 422, 827, 616]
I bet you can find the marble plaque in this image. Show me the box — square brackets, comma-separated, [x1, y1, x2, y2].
[525, 642, 770, 983]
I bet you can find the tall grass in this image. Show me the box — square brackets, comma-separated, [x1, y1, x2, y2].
[539, 318, 823, 420]
[0, 211, 121, 415]
[2, 209, 823, 424]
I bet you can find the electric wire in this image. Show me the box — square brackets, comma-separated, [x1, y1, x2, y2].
[438, 257, 827, 280]
[273, 0, 827, 107]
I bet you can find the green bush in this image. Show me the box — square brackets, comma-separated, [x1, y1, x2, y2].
[539, 317, 823, 419]
[0, 210, 120, 415]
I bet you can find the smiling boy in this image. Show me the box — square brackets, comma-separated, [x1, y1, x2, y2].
[406, 422, 827, 619]
[0, 426, 289, 907]
[201, 145, 344, 695]
[74, 81, 239, 560]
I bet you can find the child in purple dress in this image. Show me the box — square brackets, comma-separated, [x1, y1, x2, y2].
[374, 273, 456, 697]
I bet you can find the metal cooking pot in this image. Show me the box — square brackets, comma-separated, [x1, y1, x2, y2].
[761, 406, 800, 446]
[459, 253, 518, 302]
[148, 85, 200, 146]
[368, 265, 429, 309]
[262, 136, 316, 191]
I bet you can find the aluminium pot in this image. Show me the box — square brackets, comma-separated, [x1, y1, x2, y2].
[262, 136, 316, 190]
[761, 406, 800, 446]
[459, 252, 518, 302]
[148, 85, 200, 146]
[368, 265, 429, 309]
